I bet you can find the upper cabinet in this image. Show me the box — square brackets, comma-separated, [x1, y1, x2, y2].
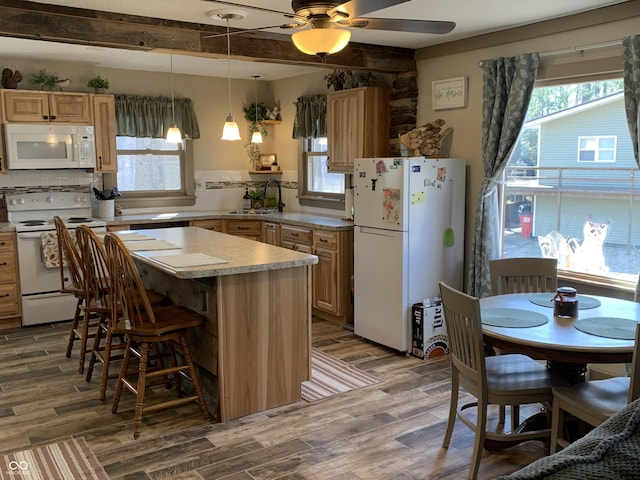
[2, 90, 91, 124]
[326, 86, 391, 173]
[92, 94, 117, 172]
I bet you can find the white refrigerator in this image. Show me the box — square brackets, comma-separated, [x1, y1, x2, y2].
[353, 157, 466, 352]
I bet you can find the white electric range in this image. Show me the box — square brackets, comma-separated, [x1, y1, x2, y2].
[7, 191, 107, 326]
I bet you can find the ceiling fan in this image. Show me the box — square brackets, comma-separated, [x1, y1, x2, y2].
[203, 0, 456, 57]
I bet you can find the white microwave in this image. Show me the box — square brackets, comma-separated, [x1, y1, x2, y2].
[4, 124, 96, 169]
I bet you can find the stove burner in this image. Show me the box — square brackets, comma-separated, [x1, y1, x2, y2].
[67, 217, 93, 223]
[20, 220, 47, 226]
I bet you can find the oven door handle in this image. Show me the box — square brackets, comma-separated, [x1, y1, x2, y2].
[17, 232, 52, 239]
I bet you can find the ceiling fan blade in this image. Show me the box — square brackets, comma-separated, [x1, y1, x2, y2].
[202, 0, 291, 17]
[328, 0, 410, 19]
[343, 17, 455, 34]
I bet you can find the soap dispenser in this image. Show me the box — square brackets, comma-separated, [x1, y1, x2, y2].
[243, 188, 251, 210]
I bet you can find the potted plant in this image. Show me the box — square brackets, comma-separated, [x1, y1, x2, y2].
[243, 102, 269, 139]
[87, 75, 110, 93]
[248, 187, 265, 209]
[31, 69, 59, 91]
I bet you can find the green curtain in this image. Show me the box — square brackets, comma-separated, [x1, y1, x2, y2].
[114, 94, 200, 139]
[467, 53, 540, 297]
[292, 94, 326, 138]
[623, 35, 640, 166]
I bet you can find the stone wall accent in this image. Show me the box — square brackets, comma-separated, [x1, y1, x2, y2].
[389, 71, 418, 156]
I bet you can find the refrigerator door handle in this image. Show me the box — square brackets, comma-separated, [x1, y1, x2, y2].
[358, 226, 398, 237]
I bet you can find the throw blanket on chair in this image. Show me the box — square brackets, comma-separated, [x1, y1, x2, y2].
[496, 397, 640, 480]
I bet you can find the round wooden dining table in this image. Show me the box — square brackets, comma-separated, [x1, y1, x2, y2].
[480, 292, 640, 383]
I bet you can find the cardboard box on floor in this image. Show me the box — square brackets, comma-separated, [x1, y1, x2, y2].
[411, 300, 449, 360]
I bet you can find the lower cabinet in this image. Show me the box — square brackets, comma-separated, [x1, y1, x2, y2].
[262, 221, 280, 246]
[281, 224, 353, 326]
[0, 232, 21, 330]
[190, 219, 261, 241]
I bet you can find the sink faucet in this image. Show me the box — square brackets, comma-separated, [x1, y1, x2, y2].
[264, 178, 285, 212]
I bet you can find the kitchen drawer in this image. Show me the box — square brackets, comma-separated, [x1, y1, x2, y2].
[0, 252, 17, 283]
[0, 233, 16, 253]
[313, 230, 338, 250]
[0, 284, 19, 316]
[281, 240, 314, 254]
[191, 219, 224, 232]
[225, 220, 261, 235]
[281, 225, 312, 245]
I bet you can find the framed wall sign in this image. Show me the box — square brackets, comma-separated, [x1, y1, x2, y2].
[432, 76, 467, 110]
[259, 153, 277, 169]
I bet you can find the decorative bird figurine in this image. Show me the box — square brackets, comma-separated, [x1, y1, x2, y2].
[56, 78, 71, 91]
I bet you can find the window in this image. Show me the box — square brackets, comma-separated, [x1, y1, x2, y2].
[500, 79, 639, 286]
[298, 137, 346, 209]
[578, 136, 617, 162]
[104, 136, 195, 208]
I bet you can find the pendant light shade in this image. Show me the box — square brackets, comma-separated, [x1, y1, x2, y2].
[251, 74, 263, 144]
[221, 15, 241, 141]
[292, 27, 351, 57]
[166, 54, 182, 143]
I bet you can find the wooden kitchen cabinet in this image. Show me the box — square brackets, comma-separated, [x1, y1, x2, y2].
[92, 94, 117, 172]
[262, 221, 280, 245]
[2, 90, 91, 124]
[0, 232, 21, 330]
[326, 86, 391, 173]
[190, 219, 224, 232]
[224, 219, 261, 241]
[280, 224, 313, 254]
[312, 229, 353, 325]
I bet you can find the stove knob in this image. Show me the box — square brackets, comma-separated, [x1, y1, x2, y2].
[18, 198, 25, 205]
[74, 196, 81, 202]
[9, 199, 17, 205]
[80, 196, 88, 203]
[47, 197, 54, 203]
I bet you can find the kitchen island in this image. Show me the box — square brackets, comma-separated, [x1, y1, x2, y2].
[122, 226, 318, 421]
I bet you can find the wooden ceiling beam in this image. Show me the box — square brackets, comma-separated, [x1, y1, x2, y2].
[0, 0, 416, 73]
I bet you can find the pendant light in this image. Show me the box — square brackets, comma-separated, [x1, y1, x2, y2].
[166, 54, 182, 143]
[220, 13, 241, 141]
[250, 74, 263, 144]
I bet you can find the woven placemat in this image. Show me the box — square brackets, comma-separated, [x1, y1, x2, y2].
[574, 317, 638, 340]
[529, 293, 601, 309]
[481, 308, 549, 328]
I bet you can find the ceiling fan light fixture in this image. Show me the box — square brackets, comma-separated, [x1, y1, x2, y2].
[292, 27, 351, 56]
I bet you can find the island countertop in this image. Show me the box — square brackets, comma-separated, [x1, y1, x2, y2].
[118, 226, 318, 279]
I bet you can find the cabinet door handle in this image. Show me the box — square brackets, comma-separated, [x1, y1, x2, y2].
[0, 262, 7, 266]
[0, 293, 9, 298]
[238, 226, 249, 230]
[319, 238, 328, 243]
[98, 156, 103, 168]
[43, 115, 49, 120]
[50, 115, 57, 120]
[0, 242, 5, 246]
[291, 232, 299, 237]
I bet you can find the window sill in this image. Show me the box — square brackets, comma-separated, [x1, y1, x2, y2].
[298, 195, 344, 211]
[116, 195, 196, 209]
[557, 270, 636, 300]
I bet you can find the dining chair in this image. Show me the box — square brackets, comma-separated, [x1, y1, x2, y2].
[104, 233, 210, 439]
[55, 216, 99, 374]
[439, 281, 562, 480]
[489, 257, 558, 295]
[489, 256, 558, 425]
[550, 322, 640, 454]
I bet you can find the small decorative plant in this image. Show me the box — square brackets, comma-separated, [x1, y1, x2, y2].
[87, 75, 110, 92]
[248, 187, 265, 209]
[243, 102, 269, 139]
[31, 69, 59, 90]
[325, 69, 377, 91]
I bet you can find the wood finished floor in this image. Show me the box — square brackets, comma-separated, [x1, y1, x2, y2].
[0, 318, 548, 479]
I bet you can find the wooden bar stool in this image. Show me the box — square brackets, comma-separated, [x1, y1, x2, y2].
[55, 216, 100, 374]
[104, 233, 210, 439]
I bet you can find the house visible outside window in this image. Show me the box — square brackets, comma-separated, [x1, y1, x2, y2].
[577, 136, 617, 162]
[104, 136, 195, 208]
[299, 137, 346, 210]
[499, 79, 639, 287]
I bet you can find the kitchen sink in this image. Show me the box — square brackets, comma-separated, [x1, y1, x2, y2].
[227, 209, 275, 215]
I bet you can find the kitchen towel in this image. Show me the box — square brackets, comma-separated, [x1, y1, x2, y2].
[149, 253, 228, 268]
